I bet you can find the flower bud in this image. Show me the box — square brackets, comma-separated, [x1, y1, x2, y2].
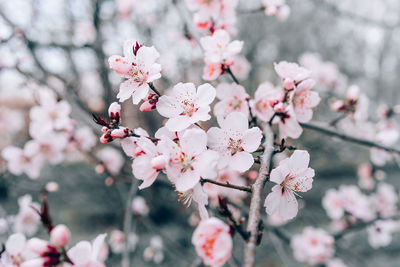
[330, 100, 344, 111]
[50, 224, 70, 247]
[108, 102, 121, 120]
[273, 102, 285, 113]
[283, 78, 294, 90]
[151, 155, 166, 170]
[346, 85, 360, 101]
[101, 126, 108, 133]
[140, 100, 156, 112]
[100, 133, 111, 144]
[111, 128, 129, 138]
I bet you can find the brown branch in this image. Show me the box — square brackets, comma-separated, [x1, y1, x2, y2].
[200, 178, 252, 193]
[300, 122, 400, 154]
[243, 125, 274, 267]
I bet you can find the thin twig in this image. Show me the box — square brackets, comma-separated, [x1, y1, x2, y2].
[200, 178, 252, 193]
[243, 125, 274, 267]
[301, 122, 400, 154]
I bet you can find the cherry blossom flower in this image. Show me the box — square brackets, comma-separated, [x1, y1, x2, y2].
[109, 39, 161, 104]
[156, 82, 216, 131]
[192, 217, 232, 267]
[132, 196, 150, 216]
[66, 234, 107, 267]
[322, 189, 344, 220]
[96, 147, 124, 175]
[367, 220, 399, 248]
[207, 112, 262, 172]
[291, 82, 320, 123]
[178, 183, 209, 219]
[213, 83, 249, 121]
[0, 233, 37, 266]
[1, 145, 44, 179]
[200, 30, 243, 65]
[73, 126, 97, 152]
[25, 132, 68, 165]
[272, 104, 303, 139]
[264, 150, 315, 220]
[202, 62, 223, 81]
[109, 230, 138, 254]
[158, 128, 219, 192]
[13, 195, 41, 236]
[291, 227, 334, 265]
[120, 127, 149, 157]
[132, 137, 166, 189]
[50, 224, 71, 247]
[373, 183, 398, 218]
[274, 61, 312, 91]
[250, 81, 283, 122]
[338, 185, 375, 221]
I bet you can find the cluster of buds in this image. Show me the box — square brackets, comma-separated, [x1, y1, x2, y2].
[330, 85, 360, 113]
[93, 102, 131, 143]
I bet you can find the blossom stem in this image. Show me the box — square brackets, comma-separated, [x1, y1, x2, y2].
[200, 178, 252, 193]
[225, 66, 240, 85]
[300, 122, 400, 154]
[244, 125, 274, 267]
[148, 82, 161, 96]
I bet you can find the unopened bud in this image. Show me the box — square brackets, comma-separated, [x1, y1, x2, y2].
[330, 100, 345, 111]
[108, 102, 121, 120]
[50, 224, 70, 247]
[283, 78, 294, 90]
[27, 238, 48, 255]
[111, 128, 129, 138]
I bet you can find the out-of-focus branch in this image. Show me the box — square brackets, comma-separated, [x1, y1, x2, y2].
[122, 179, 139, 267]
[243, 125, 274, 267]
[301, 122, 400, 154]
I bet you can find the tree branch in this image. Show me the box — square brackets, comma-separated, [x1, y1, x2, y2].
[301, 122, 400, 154]
[243, 125, 274, 267]
[200, 178, 252, 193]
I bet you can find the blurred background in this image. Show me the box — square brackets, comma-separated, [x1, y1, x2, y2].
[0, 0, 400, 266]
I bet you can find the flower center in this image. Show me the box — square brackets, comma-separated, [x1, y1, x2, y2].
[181, 100, 198, 117]
[228, 138, 243, 155]
[229, 97, 242, 110]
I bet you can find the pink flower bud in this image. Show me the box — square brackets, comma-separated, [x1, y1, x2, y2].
[27, 238, 49, 255]
[151, 155, 166, 170]
[45, 182, 59, 192]
[248, 170, 258, 180]
[108, 102, 121, 120]
[346, 85, 360, 101]
[101, 126, 108, 133]
[273, 102, 285, 113]
[330, 100, 344, 111]
[283, 78, 294, 90]
[140, 100, 156, 112]
[50, 224, 70, 247]
[111, 128, 129, 138]
[100, 133, 111, 144]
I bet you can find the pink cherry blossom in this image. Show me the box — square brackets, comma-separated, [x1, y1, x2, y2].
[322, 189, 344, 220]
[373, 183, 398, 218]
[13, 195, 41, 236]
[192, 217, 232, 267]
[132, 137, 166, 189]
[156, 83, 216, 131]
[73, 126, 97, 152]
[96, 147, 124, 175]
[250, 81, 283, 122]
[357, 163, 374, 190]
[0, 233, 37, 266]
[274, 61, 312, 90]
[338, 185, 375, 221]
[120, 127, 149, 157]
[291, 227, 334, 265]
[25, 132, 68, 165]
[66, 234, 107, 267]
[158, 128, 219, 192]
[207, 112, 262, 172]
[273, 104, 303, 139]
[214, 83, 249, 121]
[291, 83, 320, 123]
[229, 55, 251, 80]
[109, 39, 161, 104]
[367, 220, 399, 248]
[202, 62, 222, 81]
[1, 145, 44, 179]
[132, 196, 150, 216]
[264, 150, 315, 220]
[200, 30, 243, 64]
